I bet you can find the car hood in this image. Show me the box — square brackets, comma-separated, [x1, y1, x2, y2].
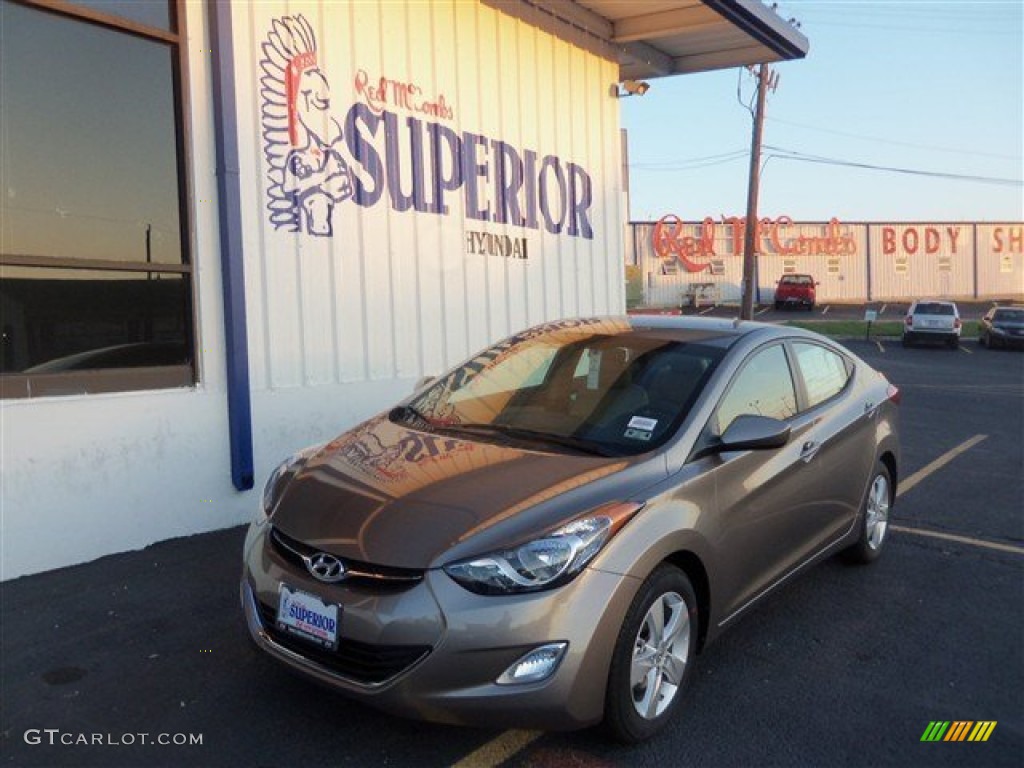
[269, 415, 635, 569]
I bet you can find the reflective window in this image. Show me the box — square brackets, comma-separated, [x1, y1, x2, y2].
[1, 1, 183, 265]
[792, 343, 850, 409]
[0, 266, 190, 373]
[67, 1, 174, 32]
[715, 345, 797, 433]
[402, 326, 724, 456]
[0, 0, 192, 397]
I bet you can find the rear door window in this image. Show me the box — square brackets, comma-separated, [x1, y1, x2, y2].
[792, 342, 851, 409]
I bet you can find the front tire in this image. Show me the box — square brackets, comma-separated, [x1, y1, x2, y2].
[604, 564, 698, 744]
[843, 461, 893, 564]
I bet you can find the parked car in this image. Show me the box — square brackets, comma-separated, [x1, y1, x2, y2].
[241, 316, 900, 743]
[902, 300, 961, 348]
[978, 306, 1024, 349]
[773, 274, 817, 311]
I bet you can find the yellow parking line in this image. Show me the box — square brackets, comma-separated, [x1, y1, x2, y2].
[891, 525, 1024, 556]
[959, 345, 972, 354]
[698, 306, 716, 316]
[879, 304, 887, 315]
[821, 305, 830, 315]
[875, 340, 885, 353]
[896, 434, 987, 497]
[755, 306, 771, 316]
[450, 730, 542, 768]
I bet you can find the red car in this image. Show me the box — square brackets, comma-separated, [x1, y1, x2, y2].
[774, 274, 817, 311]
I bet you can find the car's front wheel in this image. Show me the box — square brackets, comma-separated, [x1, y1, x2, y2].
[843, 461, 893, 564]
[604, 564, 697, 743]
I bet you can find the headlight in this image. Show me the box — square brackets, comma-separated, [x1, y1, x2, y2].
[444, 502, 643, 595]
[256, 444, 324, 525]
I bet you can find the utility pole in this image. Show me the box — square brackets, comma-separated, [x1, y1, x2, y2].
[740, 63, 775, 320]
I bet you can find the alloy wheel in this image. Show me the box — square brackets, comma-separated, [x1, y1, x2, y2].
[866, 473, 890, 550]
[630, 591, 691, 719]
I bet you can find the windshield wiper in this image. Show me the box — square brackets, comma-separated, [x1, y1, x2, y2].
[438, 423, 616, 457]
[389, 404, 435, 429]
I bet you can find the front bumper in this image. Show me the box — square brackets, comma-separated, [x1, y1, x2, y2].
[241, 522, 639, 730]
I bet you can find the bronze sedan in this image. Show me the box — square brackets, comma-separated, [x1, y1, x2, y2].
[241, 316, 900, 742]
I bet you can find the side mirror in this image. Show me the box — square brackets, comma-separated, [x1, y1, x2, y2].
[718, 414, 791, 452]
[413, 375, 435, 393]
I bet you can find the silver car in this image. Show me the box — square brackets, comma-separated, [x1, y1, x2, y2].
[902, 300, 961, 348]
[241, 316, 900, 742]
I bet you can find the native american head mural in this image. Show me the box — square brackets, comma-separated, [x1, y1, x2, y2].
[260, 15, 353, 237]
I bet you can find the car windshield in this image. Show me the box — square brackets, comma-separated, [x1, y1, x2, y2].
[398, 322, 725, 456]
[994, 309, 1024, 322]
[780, 275, 812, 285]
[915, 303, 955, 316]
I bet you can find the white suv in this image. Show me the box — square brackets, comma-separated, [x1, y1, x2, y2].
[902, 300, 961, 348]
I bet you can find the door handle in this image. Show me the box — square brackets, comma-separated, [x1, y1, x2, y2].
[800, 440, 821, 463]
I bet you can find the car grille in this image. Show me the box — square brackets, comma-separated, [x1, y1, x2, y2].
[256, 601, 431, 685]
[269, 527, 424, 587]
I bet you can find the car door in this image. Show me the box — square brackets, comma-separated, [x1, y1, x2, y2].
[704, 342, 825, 621]
[787, 340, 873, 549]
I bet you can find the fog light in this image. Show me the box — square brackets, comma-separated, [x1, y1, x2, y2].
[496, 642, 568, 685]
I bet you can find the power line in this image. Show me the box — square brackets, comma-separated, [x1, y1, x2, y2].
[765, 116, 1022, 160]
[763, 145, 1023, 186]
[630, 150, 748, 171]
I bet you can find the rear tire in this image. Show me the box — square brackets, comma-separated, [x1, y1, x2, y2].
[843, 461, 893, 565]
[947, 337, 959, 349]
[901, 335, 911, 348]
[604, 564, 698, 744]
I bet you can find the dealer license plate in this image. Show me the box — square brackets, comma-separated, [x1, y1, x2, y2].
[277, 585, 340, 649]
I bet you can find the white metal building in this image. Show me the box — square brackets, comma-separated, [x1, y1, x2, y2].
[633, 218, 1024, 306]
[0, 0, 807, 579]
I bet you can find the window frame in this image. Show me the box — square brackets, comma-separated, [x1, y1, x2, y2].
[0, 0, 197, 399]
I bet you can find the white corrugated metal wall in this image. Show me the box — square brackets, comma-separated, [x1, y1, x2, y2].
[866, 223, 974, 301]
[631, 220, 1023, 306]
[976, 224, 1024, 297]
[231, 1, 624, 390]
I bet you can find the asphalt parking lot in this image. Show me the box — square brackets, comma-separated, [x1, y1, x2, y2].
[672, 299, 1012, 324]
[2, 341, 1021, 768]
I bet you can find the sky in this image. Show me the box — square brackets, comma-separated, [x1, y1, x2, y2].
[620, 0, 1024, 223]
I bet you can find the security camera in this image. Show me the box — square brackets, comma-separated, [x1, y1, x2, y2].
[621, 79, 651, 96]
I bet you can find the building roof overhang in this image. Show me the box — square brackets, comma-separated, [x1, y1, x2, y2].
[482, 0, 809, 80]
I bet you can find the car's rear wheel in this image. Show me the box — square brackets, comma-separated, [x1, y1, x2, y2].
[843, 461, 893, 564]
[604, 564, 697, 743]
[901, 335, 911, 348]
[947, 336, 959, 349]
[979, 333, 988, 348]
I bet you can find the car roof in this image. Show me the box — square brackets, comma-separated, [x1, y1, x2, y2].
[533, 315, 809, 350]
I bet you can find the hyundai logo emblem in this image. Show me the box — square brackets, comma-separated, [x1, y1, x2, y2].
[305, 552, 347, 583]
